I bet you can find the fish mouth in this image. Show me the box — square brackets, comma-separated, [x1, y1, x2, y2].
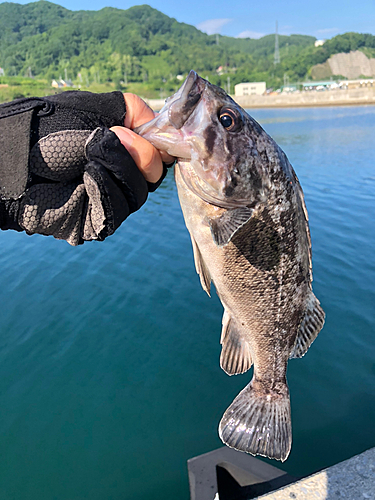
[168, 70, 205, 129]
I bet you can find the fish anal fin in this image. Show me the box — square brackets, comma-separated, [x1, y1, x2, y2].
[220, 311, 252, 375]
[208, 207, 253, 247]
[190, 235, 211, 296]
[290, 292, 325, 359]
[219, 380, 292, 462]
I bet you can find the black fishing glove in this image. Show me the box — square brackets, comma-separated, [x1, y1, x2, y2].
[0, 91, 166, 245]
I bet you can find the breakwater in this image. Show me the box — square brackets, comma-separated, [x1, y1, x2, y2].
[146, 87, 375, 111]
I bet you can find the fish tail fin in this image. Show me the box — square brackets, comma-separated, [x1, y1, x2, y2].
[219, 381, 292, 462]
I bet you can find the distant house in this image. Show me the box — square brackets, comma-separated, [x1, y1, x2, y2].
[314, 40, 326, 47]
[234, 82, 266, 96]
[0, 67, 4, 76]
[302, 81, 338, 91]
[51, 79, 73, 88]
[340, 79, 374, 89]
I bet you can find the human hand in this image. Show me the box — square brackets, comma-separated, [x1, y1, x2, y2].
[111, 93, 175, 184]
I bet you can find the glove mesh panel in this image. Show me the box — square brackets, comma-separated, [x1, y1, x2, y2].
[30, 130, 90, 181]
[19, 182, 86, 246]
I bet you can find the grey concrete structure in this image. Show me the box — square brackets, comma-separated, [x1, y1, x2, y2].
[233, 87, 375, 109]
[187, 446, 295, 500]
[187, 446, 375, 499]
[257, 447, 375, 500]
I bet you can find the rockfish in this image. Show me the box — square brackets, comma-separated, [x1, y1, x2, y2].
[135, 71, 325, 461]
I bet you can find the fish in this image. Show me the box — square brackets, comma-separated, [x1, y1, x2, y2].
[135, 71, 325, 462]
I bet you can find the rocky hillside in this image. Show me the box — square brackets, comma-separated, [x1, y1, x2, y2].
[311, 50, 375, 80]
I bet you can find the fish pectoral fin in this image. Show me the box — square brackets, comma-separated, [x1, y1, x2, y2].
[289, 292, 325, 359]
[190, 235, 211, 296]
[219, 381, 292, 462]
[220, 311, 253, 375]
[208, 207, 253, 247]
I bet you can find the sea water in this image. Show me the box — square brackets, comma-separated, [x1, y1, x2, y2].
[0, 106, 374, 499]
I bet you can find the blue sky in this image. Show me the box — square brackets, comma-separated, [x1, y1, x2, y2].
[4, 0, 374, 39]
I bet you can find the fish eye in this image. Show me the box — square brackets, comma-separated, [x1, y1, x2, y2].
[219, 108, 239, 131]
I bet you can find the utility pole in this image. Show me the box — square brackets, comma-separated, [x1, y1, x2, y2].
[64, 68, 68, 82]
[227, 76, 231, 95]
[274, 21, 280, 66]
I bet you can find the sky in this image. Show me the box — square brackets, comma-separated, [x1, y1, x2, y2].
[3, 0, 374, 40]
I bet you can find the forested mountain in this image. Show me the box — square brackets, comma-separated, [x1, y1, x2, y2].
[0, 1, 315, 89]
[0, 1, 375, 98]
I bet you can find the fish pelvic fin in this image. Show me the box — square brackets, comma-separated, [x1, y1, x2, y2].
[208, 207, 253, 247]
[190, 235, 211, 296]
[289, 292, 325, 359]
[219, 381, 292, 462]
[220, 311, 253, 375]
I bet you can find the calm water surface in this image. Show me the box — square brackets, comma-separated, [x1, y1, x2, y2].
[0, 106, 374, 499]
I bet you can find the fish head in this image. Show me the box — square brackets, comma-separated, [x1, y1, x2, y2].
[136, 71, 274, 209]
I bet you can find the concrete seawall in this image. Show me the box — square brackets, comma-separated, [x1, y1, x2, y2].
[258, 447, 375, 499]
[146, 87, 375, 111]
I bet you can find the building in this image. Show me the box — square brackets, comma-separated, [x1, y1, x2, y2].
[302, 81, 335, 91]
[341, 79, 374, 89]
[314, 39, 326, 47]
[51, 79, 73, 88]
[234, 82, 266, 96]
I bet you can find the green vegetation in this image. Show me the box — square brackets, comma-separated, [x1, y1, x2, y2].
[1, 1, 375, 102]
[0, 76, 117, 103]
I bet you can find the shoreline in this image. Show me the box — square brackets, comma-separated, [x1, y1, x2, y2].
[146, 87, 375, 111]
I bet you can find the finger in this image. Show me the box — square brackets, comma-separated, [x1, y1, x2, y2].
[124, 92, 175, 164]
[123, 93, 155, 129]
[160, 150, 175, 164]
[123, 94, 175, 164]
[110, 126, 163, 184]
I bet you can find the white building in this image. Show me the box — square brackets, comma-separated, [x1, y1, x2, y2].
[314, 40, 326, 47]
[234, 82, 266, 96]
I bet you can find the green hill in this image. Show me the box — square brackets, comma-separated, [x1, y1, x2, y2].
[0, 1, 375, 101]
[0, 1, 315, 92]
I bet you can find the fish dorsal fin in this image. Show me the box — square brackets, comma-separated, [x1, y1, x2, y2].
[289, 292, 325, 359]
[220, 310, 253, 375]
[208, 207, 253, 247]
[190, 235, 211, 296]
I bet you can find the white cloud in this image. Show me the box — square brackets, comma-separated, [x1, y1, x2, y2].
[236, 30, 265, 39]
[196, 18, 232, 35]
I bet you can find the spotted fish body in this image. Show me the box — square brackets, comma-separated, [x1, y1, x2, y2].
[135, 71, 325, 461]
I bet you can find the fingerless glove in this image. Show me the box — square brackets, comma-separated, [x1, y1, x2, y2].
[0, 91, 163, 245]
